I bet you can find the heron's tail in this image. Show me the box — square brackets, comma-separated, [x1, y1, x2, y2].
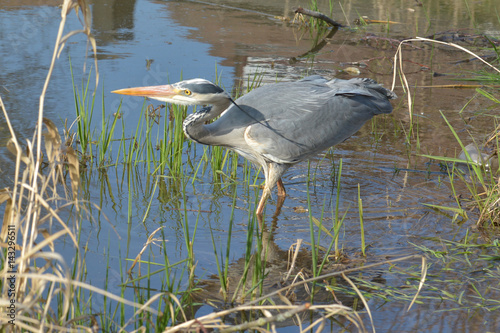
[363, 79, 397, 101]
[329, 78, 396, 115]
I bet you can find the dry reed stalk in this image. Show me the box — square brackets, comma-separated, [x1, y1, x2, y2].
[0, 1, 158, 331]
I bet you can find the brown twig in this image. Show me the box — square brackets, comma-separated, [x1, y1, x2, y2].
[219, 303, 311, 333]
[294, 7, 345, 27]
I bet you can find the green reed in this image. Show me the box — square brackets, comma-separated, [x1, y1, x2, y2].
[315, 157, 349, 259]
[357, 183, 366, 256]
[231, 208, 259, 303]
[421, 111, 499, 225]
[71, 59, 96, 160]
[98, 85, 121, 167]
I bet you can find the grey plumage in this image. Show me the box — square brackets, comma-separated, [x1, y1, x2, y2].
[113, 75, 396, 215]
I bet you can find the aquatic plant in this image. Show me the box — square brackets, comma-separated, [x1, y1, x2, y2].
[392, 37, 500, 226]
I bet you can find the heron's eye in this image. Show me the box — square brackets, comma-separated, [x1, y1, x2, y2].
[184, 89, 192, 96]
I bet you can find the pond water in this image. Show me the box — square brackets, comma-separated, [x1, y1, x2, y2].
[1, 0, 500, 332]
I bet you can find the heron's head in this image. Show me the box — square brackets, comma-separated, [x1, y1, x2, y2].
[112, 78, 231, 106]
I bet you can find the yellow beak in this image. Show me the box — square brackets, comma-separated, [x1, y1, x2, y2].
[111, 85, 179, 98]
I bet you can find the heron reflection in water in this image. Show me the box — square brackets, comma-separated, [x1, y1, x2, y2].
[113, 75, 396, 215]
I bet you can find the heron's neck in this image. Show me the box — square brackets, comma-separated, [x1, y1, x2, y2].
[182, 100, 231, 145]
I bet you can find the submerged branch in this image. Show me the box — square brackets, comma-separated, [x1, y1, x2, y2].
[294, 7, 345, 27]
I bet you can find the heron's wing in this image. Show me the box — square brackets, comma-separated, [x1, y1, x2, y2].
[204, 77, 395, 164]
[241, 78, 395, 164]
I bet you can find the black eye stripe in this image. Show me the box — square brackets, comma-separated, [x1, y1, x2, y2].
[182, 83, 224, 94]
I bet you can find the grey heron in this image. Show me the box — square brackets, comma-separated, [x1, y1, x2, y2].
[113, 75, 396, 215]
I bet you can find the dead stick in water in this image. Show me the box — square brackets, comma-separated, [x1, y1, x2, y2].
[294, 7, 345, 27]
[418, 84, 500, 88]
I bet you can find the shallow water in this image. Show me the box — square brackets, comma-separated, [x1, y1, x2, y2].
[1, 0, 500, 331]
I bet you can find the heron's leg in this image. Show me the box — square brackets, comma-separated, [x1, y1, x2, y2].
[277, 179, 286, 197]
[256, 164, 289, 216]
[272, 179, 286, 217]
[273, 193, 286, 217]
[256, 187, 271, 215]
[256, 164, 272, 216]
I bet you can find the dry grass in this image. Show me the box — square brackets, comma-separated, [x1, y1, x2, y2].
[391, 36, 500, 226]
[0, 1, 157, 331]
[162, 254, 424, 333]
